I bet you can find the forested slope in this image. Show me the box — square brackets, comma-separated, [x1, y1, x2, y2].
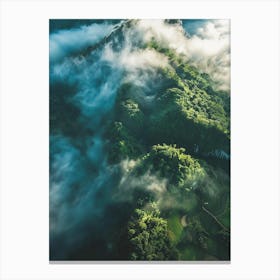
[50, 19, 230, 260]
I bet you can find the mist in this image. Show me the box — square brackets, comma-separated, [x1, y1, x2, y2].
[50, 19, 230, 260]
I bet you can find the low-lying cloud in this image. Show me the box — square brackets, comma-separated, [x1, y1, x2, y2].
[50, 22, 114, 64]
[136, 19, 230, 91]
[49, 19, 230, 259]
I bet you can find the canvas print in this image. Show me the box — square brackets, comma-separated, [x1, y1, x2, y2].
[50, 19, 230, 261]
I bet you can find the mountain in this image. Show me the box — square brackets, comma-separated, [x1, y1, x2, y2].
[49, 19, 230, 261]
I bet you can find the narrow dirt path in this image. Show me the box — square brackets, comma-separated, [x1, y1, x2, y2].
[202, 206, 229, 233]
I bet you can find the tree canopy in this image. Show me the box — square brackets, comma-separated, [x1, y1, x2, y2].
[127, 206, 177, 260]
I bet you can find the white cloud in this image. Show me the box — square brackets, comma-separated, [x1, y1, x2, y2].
[115, 159, 167, 202]
[50, 22, 114, 64]
[137, 19, 189, 54]
[102, 40, 168, 70]
[135, 19, 230, 91]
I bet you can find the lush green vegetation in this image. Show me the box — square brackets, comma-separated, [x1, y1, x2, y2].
[105, 121, 143, 164]
[104, 40, 230, 260]
[136, 144, 205, 190]
[50, 20, 230, 261]
[127, 205, 178, 260]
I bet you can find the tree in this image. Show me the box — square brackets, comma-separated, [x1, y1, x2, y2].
[105, 121, 144, 163]
[137, 144, 205, 190]
[127, 206, 177, 260]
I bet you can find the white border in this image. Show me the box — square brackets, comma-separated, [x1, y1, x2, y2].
[1, 0, 279, 279]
